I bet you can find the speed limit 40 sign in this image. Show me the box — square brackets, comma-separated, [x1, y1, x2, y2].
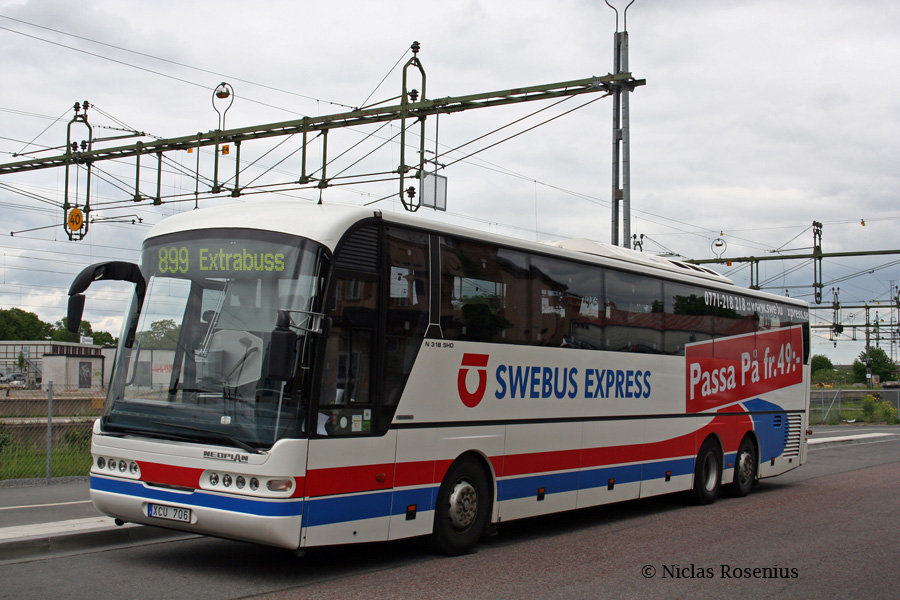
[66, 207, 84, 230]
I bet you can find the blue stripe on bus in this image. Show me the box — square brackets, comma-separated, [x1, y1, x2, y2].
[303, 490, 393, 526]
[497, 457, 696, 502]
[93, 453, 734, 528]
[302, 487, 440, 527]
[498, 469, 581, 501]
[90, 475, 304, 517]
[390, 487, 437, 515]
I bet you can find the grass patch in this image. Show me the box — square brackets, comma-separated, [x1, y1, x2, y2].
[0, 445, 92, 479]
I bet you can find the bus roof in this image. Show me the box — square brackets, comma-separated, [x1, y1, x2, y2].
[145, 200, 805, 307]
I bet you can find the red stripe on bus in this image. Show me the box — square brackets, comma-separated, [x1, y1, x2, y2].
[305, 463, 395, 497]
[394, 460, 438, 487]
[138, 462, 204, 488]
[136, 409, 756, 497]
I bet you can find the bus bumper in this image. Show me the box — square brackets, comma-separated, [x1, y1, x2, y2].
[90, 474, 304, 549]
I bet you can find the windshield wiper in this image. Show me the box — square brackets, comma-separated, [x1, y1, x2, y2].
[150, 420, 262, 454]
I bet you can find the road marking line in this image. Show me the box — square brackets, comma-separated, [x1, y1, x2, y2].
[808, 432, 896, 445]
[0, 500, 93, 511]
[0, 517, 124, 541]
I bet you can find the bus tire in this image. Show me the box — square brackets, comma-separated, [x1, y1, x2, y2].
[432, 455, 491, 556]
[729, 436, 757, 497]
[691, 438, 722, 505]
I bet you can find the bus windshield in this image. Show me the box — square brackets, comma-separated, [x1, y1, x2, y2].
[104, 229, 328, 450]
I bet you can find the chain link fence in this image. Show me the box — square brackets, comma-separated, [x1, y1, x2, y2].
[3, 384, 896, 482]
[810, 388, 900, 425]
[0, 383, 103, 483]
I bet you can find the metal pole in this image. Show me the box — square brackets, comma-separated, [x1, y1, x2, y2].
[46, 382, 53, 484]
[610, 33, 622, 246]
[620, 31, 632, 249]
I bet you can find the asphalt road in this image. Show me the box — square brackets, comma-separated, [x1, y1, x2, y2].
[1, 426, 898, 600]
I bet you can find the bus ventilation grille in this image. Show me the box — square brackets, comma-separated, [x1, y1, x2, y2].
[334, 226, 379, 273]
[783, 414, 802, 457]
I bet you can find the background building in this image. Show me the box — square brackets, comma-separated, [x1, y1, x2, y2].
[0, 340, 109, 388]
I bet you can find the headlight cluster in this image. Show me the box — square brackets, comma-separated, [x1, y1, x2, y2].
[95, 456, 141, 479]
[203, 470, 294, 496]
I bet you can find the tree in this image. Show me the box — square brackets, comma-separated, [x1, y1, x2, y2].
[810, 354, 841, 386]
[91, 330, 117, 347]
[811, 354, 834, 372]
[135, 319, 181, 349]
[49, 318, 117, 346]
[851, 346, 898, 384]
[0, 308, 51, 340]
[51, 318, 92, 343]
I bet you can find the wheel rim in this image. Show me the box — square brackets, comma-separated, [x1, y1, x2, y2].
[701, 452, 718, 492]
[448, 480, 478, 531]
[737, 449, 754, 486]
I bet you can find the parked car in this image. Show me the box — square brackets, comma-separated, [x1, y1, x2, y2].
[3, 374, 25, 387]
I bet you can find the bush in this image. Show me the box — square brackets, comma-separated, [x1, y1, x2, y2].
[860, 394, 899, 424]
[873, 400, 899, 424]
[862, 395, 877, 418]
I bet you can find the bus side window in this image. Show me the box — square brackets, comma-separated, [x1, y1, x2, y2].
[663, 282, 714, 355]
[529, 255, 587, 348]
[318, 275, 377, 435]
[440, 237, 529, 345]
[381, 228, 430, 426]
[605, 269, 663, 354]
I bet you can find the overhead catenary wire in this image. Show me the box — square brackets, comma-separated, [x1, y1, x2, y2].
[13, 106, 71, 156]
[0, 14, 353, 111]
[0, 15, 895, 328]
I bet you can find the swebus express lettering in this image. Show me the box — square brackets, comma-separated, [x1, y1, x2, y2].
[583, 368, 652, 399]
[489, 364, 652, 401]
[685, 325, 804, 412]
[493, 365, 579, 400]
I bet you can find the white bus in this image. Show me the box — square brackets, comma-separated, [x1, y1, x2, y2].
[70, 200, 810, 555]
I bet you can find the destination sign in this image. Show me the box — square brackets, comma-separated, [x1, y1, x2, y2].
[157, 245, 286, 274]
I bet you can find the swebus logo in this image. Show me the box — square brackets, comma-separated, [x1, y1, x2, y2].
[458, 353, 490, 407]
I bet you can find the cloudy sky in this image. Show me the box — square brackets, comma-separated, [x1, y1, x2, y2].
[1, 0, 898, 365]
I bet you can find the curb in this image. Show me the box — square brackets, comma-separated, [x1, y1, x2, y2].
[0, 524, 201, 564]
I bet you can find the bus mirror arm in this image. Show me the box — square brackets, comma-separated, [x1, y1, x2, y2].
[67, 294, 86, 334]
[67, 261, 147, 333]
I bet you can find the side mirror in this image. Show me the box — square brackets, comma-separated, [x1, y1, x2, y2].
[68, 260, 146, 345]
[67, 294, 86, 333]
[268, 310, 298, 381]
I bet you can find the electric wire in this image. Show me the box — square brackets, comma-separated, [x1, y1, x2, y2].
[0, 14, 353, 110]
[358, 47, 411, 110]
[1, 16, 896, 315]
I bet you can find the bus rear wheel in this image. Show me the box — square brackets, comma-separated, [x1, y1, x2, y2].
[691, 438, 722, 505]
[729, 436, 757, 497]
[432, 456, 491, 556]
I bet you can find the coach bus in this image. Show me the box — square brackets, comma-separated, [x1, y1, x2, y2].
[69, 200, 810, 555]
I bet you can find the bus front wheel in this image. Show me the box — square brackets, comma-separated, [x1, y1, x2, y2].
[432, 456, 491, 556]
[691, 438, 722, 505]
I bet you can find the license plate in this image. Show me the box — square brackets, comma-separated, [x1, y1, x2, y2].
[147, 503, 191, 523]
